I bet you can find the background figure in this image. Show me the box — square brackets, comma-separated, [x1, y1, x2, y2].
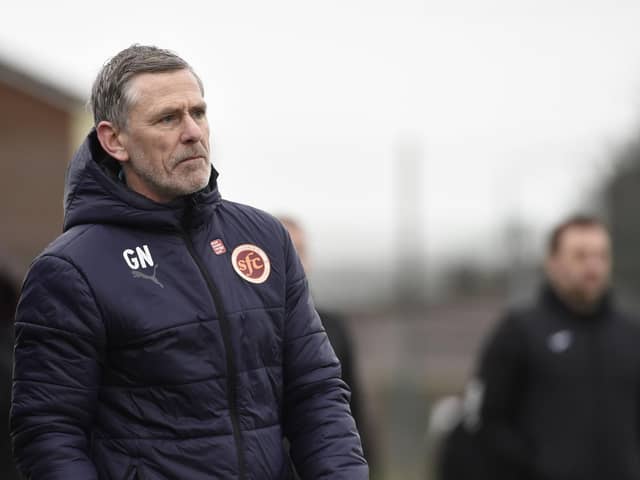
[426, 384, 492, 480]
[471, 215, 640, 480]
[0, 259, 19, 479]
[279, 215, 378, 477]
[425, 395, 462, 480]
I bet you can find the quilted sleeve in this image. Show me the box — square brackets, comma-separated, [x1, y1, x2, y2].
[11, 254, 105, 479]
[281, 231, 369, 480]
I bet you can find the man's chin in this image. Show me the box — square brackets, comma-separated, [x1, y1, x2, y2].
[184, 175, 211, 195]
[179, 164, 211, 187]
[576, 289, 606, 308]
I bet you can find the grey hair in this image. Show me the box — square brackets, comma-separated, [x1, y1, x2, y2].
[90, 44, 204, 129]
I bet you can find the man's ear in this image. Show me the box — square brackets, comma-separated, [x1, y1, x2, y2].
[96, 121, 129, 162]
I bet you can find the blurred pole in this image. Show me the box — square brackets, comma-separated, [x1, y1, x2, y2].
[393, 135, 427, 310]
[497, 163, 537, 306]
[387, 135, 428, 479]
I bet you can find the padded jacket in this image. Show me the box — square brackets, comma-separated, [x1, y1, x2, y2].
[11, 130, 368, 479]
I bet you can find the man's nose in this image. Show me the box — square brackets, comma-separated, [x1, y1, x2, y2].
[181, 114, 204, 143]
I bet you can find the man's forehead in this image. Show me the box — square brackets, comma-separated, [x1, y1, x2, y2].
[559, 226, 610, 249]
[128, 70, 203, 104]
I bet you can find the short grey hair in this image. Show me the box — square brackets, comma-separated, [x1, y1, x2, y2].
[90, 44, 204, 129]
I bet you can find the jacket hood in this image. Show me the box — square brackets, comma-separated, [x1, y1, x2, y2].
[63, 129, 221, 232]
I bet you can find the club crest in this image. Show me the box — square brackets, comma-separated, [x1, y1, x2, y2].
[231, 244, 271, 284]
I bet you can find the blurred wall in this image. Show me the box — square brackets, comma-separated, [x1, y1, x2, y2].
[0, 61, 88, 273]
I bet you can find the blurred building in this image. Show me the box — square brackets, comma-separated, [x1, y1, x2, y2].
[0, 56, 90, 273]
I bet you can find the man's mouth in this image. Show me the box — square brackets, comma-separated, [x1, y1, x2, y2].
[178, 155, 206, 164]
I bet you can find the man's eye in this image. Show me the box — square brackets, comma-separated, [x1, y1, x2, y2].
[160, 114, 176, 124]
[192, 109, 206, 119]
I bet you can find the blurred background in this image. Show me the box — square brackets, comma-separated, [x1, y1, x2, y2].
[4, 1, 640, 478]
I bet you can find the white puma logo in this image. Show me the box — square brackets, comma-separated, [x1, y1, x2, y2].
[131, 264, 164, 288]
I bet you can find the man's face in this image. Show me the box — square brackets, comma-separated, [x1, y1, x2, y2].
[116, 69, 211, 203]
[546, 225, 611, 308]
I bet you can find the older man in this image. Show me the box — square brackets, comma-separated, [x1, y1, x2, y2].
[11, 45, 367, 480]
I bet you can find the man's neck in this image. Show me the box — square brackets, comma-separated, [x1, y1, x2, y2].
[560, 294, 600, 315]
[545, 283, 608, 318]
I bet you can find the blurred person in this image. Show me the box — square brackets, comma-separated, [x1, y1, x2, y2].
[471, 215, 640, 480]
[10, 45, 368, 480]
[0, 260, 19, 480]
[425, 393, 489, 480]
[425, 395, 463, 479]
[279, 215, 378, 477]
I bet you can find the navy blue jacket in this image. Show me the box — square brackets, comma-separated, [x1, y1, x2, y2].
[11, 131, 368, 479]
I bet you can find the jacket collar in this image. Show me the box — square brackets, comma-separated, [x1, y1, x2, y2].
[541, 283, 613, 322]
[63, 129, 222, 232]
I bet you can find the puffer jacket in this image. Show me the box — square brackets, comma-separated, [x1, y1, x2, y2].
[11, 130, 368, 480]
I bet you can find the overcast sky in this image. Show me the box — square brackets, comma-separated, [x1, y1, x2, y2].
[3, 0, 640, 268]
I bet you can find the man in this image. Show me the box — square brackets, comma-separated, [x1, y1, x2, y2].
[472, 215, 640, 480]
[278, 216, 378, 477]
[11, 45, 368, 479]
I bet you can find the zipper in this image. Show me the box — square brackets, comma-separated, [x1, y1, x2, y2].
[180, 228, 247, 479]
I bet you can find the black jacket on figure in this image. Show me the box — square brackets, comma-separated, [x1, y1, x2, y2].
[436, 420, 490, 480]
[476, 285, 640, 480]
[317, 309, 377, 475]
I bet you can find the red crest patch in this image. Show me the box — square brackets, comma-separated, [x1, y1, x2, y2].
[231, 244, 271, 284]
